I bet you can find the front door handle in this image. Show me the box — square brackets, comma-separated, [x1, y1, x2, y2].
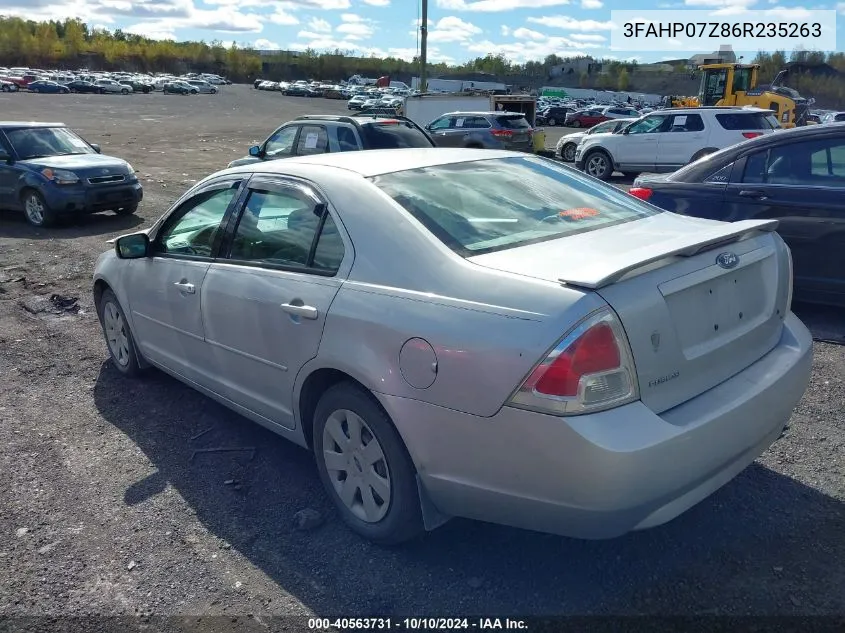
[173, 281, 195, 294]
[739, 189, 768, 200]
[281, 303, 318, 319]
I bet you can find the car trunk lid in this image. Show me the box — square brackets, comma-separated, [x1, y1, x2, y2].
[469, 213, 790, 414]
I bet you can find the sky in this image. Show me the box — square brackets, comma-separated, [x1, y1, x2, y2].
[0, 0, 842, 66]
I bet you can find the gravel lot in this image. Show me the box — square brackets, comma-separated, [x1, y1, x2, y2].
[1, 84, 844, 621]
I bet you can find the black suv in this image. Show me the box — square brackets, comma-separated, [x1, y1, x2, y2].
[228, 114, 436, 167]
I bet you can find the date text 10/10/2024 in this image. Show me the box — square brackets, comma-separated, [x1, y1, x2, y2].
[308, 618, 529, 630]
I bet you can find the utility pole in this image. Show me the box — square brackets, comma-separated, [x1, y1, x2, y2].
[419, 0, 428, 92]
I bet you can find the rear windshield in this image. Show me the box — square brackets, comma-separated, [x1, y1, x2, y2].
[716, 113, 777, 130]
[359, 121, 434, 149]
[834, 113, 845, 121]
[372, 156, 660, 256]
[495, 115, 530, 129]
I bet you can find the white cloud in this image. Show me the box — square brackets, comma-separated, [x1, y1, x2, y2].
[297, 29, 330, 38]
[268, 9, 300, 25]
[766, 6, 815, 17]
[500, 25, 511, 36]
[683, 0, 757, 9]
[361, 0, 390, 4]
[527, 15, 615, 30]
[282, 0, 350, 8]
[124, 23, 176, 39]
[436, 0, 569, 11]
[463, 33, 602, 62]
[427, 16, 482, 42]
[513, 27, 546, 40]
[581, 0, 603, 6]
[253, 38, 281, 49]
[569, 33, 606, 41]
[306, 17, 332, 32]
[335, 13, 375, 39]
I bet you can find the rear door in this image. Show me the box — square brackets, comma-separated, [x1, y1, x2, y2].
[724, 135, 845, 304]
[427, 115, 462, 147]
[655, 113, 706, 167]
[200, 176, 349, 429]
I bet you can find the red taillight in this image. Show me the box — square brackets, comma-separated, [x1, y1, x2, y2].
[491, 129, 513, 137]
[628, 187, 653, 201]
[529, 323, 621, 397]
[742, 132, 762, 138]
[510, 309, 637, 415]
[378, 120, 400, 125]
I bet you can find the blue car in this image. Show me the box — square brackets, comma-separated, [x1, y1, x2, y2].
[0, 122, 143, 227]
[27, 80, 70, 94]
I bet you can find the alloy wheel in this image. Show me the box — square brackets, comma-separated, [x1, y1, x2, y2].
[586, 154, 608, 178]
[24, 194, 45, 225]
[563, 144, 576, 162]
[321, 408, 392, 523]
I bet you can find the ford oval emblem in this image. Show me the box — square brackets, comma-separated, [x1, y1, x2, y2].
[716, 252, 739, 269]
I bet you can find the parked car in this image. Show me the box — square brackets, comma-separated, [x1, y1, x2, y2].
[0, 79, 19, 92]
[65, 79, 102, 94]
[426, 112, 534, 152]
[556, 118, 635, 162]
[630, 123, 845, 307]
[253, 78, 264, 89]
[347, 94, 368, 110]
[27, 80, 69, 94]
[185, 79, 218, 94]
[228, 114, 435, 167]
[536, 106, 573, 127]
[163, 81, 195, 95]
[565, 108, 610, 128]
[93, 147, 812, 544]
[0, 121, 142, 227]
[119, 79, 153, 94]
[603, 106, 642, 119]
[284, 84, 317, 97]
[822, 112, 845, 124]
[575, 107, 779, 180]
[95, 79, 132, 94]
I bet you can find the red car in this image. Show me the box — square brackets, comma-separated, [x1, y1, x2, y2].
[564, 108, 610, 128]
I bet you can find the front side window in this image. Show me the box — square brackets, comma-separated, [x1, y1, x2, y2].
[429, 117, 450, 130]
[264, 126, 298, 158]
[6, 126, 95, 159]
[626, 115, 668, 135]
[156, 186, 238, 257]
[373, 156, 661, 256]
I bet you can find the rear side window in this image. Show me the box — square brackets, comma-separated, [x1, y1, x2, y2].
[495, 115, 530, 129]
[716, 113, 776, 130]
[359, 121, 433, 149]
[834, 113, 845, 122]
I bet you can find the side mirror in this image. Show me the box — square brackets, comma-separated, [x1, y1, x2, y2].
[248, 145, 261, 157]
[115, 233, 149, 259]
[90, 143, 101, 153]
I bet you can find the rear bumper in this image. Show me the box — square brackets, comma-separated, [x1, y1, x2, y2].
[377, 312, 812, 539]
[43, 182, 143, 214]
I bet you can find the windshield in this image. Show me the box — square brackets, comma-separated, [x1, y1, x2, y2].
[496, 115, 530, 129]
[372, 156, 660, 256]
[6, 126, 95, 159]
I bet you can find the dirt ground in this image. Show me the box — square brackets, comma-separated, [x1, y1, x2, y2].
[1, 85, 844, 623]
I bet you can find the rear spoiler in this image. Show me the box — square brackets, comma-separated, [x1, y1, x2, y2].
[558, 219, 779, 289]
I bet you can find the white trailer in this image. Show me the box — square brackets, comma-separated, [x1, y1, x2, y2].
[402, 93, 490, 128]
[411, 77, 508, 94]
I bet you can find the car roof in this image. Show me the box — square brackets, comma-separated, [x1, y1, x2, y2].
[226, 147, 515, 178]
[0, 121, 66, 128]
[660, 106, 773, 114]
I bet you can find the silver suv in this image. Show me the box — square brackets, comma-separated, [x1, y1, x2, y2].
[425, 111, 534, 152]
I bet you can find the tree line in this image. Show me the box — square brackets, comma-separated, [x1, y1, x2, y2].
[0, 17, 843, 105]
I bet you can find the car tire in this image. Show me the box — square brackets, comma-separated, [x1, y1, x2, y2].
[1, 85, 8, 92]
[690, 148, 717, 163]
[211, 88, 217, 94]
[313, 382, 425, 545]
[583, 149, 613, 180]
[114, 203, 138, 216]
[31, 87, 39, 93]
[191, 89, 198, 94]
[97, 288, 143, 378]
[548, 117, 557, 126]
[21, 189, 56, 227]
[98, 88, 105, 94]
[562, 143, 577, 162]
[571, 120, 581, 128]
[121, 88, 129, 94]
[62, 89, 69, 94]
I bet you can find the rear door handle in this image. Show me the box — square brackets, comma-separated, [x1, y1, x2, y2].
[739, 189, 768, 200]
[173, 281, 195, 294]
[281, 303, 318, 319]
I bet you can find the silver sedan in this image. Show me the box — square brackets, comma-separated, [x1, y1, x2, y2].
[93, 148, 813, 544]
